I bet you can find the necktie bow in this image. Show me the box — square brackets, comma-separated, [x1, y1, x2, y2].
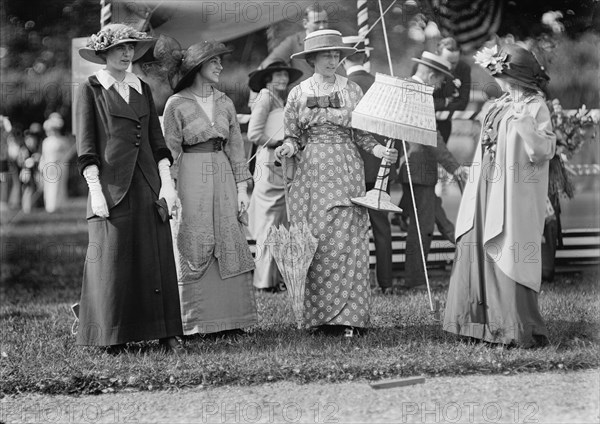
[307, 92, 342, 108]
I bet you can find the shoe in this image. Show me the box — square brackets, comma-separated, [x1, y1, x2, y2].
[381, 287, 395, 295]
[159, 337, 186, 353]
[103, 344, 126, 355]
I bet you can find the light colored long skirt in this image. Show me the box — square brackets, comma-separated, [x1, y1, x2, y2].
[248, 147, 287, 289]
[171, 150, 257, 335]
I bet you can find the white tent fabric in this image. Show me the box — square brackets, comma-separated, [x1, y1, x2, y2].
[113, 0, 319, 46]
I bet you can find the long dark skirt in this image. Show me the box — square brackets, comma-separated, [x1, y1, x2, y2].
[443, 154, 549, 347]
[76, 164, 182, 346]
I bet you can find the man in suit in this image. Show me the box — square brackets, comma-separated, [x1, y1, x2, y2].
[431, 37, 473, 243]
[434, 37, 472, 144]
[399, 52, 465, 289]
[342, 35, 396, 295]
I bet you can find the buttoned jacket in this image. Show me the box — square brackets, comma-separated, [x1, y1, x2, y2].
[76, 74, 172, 218]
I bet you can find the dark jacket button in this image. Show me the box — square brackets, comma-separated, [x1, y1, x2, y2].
[154, 289, 160, 294]
[136, 124, 141, 129]
[135, 142, 140, 147]
[136, 134, 141, 139]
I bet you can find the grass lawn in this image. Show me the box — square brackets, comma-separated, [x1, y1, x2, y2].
[1, 199, 599, 396]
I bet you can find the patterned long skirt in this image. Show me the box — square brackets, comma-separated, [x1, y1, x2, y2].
[288, 127, 371, 328]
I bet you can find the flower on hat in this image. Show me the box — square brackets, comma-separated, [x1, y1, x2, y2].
[473, 45, 510, 75]
[86, 26, 151, 51]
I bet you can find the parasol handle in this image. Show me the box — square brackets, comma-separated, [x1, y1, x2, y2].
[281, 155, 291, 220]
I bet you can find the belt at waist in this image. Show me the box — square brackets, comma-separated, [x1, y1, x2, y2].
[182, 138, 226, 153]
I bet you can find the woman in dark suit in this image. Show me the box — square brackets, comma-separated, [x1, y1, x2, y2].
[75, 24, 183, 353]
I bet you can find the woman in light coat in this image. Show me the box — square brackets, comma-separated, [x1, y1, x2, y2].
[247, 61, 302, 292]
[444, 44, 556, 347]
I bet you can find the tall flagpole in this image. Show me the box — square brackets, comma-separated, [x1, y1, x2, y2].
[357, 0, 371, 71]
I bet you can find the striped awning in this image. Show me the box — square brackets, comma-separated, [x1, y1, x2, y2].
[424, 0, 505, 51]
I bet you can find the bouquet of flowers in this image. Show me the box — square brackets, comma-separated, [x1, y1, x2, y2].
[548, 98, 599, 199]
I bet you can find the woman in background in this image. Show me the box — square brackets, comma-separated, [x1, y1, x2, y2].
[39, 113, 72, 213]
[247, 61, 302, 292]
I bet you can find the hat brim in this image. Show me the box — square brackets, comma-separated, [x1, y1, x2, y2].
[411, 58, 453, 78]
[78, 39, 155, 65]
[248, 66, 303, 92]
[173, 46, 233, 93]
[291, 46, 357, 60]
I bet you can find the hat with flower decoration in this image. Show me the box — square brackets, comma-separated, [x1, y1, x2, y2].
[79, 23, 154, 65]
[474, 43, 549, 91]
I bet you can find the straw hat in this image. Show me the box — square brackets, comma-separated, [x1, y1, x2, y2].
[411, 51, 453, 78]
[248, 61, 303, 92]
[78, 23, 154, 65]
[173, 40, 233, 93]
[342, 35, 373, 54]
[291, 30, 357, 60]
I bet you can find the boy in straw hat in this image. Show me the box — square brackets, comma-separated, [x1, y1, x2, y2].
[398, 51, 466, 290]
[75, 23, 183, 352]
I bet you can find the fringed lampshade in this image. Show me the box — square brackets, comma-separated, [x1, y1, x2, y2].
[352, 73, 438, 146]
[350, 73, 437, 212]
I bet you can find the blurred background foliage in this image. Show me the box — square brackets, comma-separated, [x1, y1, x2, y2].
[0, 0, 598, 134]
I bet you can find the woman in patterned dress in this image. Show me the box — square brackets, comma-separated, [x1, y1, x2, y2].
[275, 30, 398, 336]
[443, 44, 555, 347]
[163, 41, 257, 337]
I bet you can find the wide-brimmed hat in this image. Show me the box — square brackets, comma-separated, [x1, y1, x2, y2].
[79, 23, 154, 65]
[342, 35, 373, 54]
[411, 51, 453, 78]
[476, 44, 549, 91]
[173, 40, 233, 93]
[248, 61, 303, 92]
[291, 30, 357, 60]
[140, 34, 184, 90]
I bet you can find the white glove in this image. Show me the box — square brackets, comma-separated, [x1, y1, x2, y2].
[236, 181, 250, 213]
[158, 158, 180, 215]
[83, 165, 109, 218]
[274, 142, 295, 159]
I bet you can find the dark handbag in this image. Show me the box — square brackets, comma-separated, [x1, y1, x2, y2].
[154, 198, 170, 222]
